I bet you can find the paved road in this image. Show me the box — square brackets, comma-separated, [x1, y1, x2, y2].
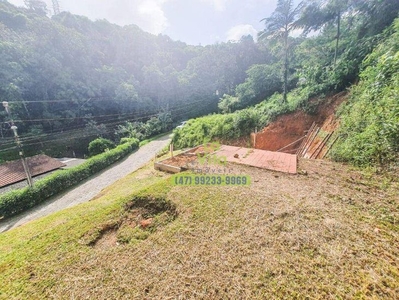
[0, 135, 171, 233]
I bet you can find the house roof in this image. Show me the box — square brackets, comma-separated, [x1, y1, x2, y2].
[0, 155, 66, 188]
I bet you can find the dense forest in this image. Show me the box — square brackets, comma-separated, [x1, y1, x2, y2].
[0, 0, 270, 160]
[1, 0, 399, 168]
[173, 0, 399, 169]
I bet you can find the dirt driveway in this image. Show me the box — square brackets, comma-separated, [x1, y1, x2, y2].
[0, 134, 171, 233]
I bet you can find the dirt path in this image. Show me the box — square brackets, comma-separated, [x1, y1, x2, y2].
[0, 134, 171, 233]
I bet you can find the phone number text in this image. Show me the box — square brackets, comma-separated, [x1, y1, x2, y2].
[172, 175, 251, 186]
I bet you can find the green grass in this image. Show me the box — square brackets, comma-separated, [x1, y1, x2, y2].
[0, 159, 398, 299]
[0, 163, 170, 298]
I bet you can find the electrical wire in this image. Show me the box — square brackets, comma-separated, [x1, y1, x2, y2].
[2, 97, 212, 132]
[7, 96, 110, 104]
[6, 97, 215, 123]
[0, 98, 216, 147]
[0, 99, 217, 152]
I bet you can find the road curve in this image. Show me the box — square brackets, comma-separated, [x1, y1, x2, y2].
[0, 134, 171, 233]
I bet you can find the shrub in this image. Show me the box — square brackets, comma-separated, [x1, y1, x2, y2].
[173, 88, 308, 149]
[115, 112, 172, 141]
[120, 137, 138, 145]
[0, 139, 139, 219]
[88, 138, 115, 156]
[331, 20, 399, 168]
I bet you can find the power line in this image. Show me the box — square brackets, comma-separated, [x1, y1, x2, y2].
[1, 97, 214, 145]
[0, 99, 216, 151]
[0, 112, 161, 147]
[7, 96, 111, 104]
[7, 98, 215, 123]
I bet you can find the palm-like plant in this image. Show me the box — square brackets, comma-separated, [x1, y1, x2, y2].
[259, 0, 304, 103]
[298, 0, 352, 65]
[24, 0, 47, 15]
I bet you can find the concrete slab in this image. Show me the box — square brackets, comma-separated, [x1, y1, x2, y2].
[215, 145, 297, 174]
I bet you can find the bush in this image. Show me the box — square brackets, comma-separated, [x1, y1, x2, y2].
[173, 88, 307, 149]
[331, 20, 399, 168]
[120, 137, 138, 145]
[115, 112, 172, 141]
[88, 138, 115, 156]
[0, 138, 139, 219]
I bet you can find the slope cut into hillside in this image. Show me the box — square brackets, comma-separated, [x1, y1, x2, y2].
[252, 92, 347, 157]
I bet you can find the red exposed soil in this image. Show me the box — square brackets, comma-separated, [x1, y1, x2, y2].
[218, 136, 251, 148]
[253, 92, 347, 155]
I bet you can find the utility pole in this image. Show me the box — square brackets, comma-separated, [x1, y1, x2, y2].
[2, 101, 33, 187]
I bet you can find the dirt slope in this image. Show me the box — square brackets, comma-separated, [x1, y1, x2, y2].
[253, 92, 346, 155]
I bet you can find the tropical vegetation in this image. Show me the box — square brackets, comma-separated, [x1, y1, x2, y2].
[1, 0, 399, 170]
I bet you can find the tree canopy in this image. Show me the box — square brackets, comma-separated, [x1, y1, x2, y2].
[0, 1, 269, 159]
[1, 0, 398, 167]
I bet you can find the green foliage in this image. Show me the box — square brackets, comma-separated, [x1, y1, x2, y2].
[218, 94, 239, 114]
[120, 137, 138, 145]
[24, 0, 47, 15]
[116, 121, 146, 141]
[1, 0, 398, 168]
[259, 0, 303, 103]
[173, 88, 308, 149]
[294, 0, 399, 98]
[115, 112, 173, 141]
[0, 0, 272, 157]
[331, 19, 399, 167]
[0, 9, 27, 29]
[88, 137, 115, 157]
[0, 138, 139, 219]
[234, 64, 282, 110]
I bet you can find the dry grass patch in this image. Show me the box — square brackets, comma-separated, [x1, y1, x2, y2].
[80, 195, 177, 248]
[0, 159, 398, 299]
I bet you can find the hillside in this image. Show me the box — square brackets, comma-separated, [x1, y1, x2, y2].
[2, 0, 399, 164]
[0, 157, 398, 298]
[253, 92, 346, 154]
[0, 2, 399, 297]
[173, 16, 399, 170]
[0, 1, 268, 161]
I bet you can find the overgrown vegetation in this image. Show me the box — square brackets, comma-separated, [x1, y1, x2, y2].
[1, 1, 398, 163]
[0, 138, 138, 219]
[173, 88, 311, 148]
[88, 138, 115, 157]
[331, 19, 399, 168]
[115, 112, 173, 142]
[172, 4, 399, 170]
[1, 1, 399, 166]
[0, 1, 267, 158]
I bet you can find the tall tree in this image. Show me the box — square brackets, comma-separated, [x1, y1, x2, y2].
[259, 0, 303, 103]
[24, 0, 47, 15]
[356, 0, 399, 38]
[299, 0, 352, 65]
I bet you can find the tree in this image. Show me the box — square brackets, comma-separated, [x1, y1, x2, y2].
[259, 0, 303, 103]
[356, 0, 399, 38]
[235, 64, 282, 109]
[218, 94, 239, 114]
[24, 0, 47, 15]
[299, 0, 352, 65]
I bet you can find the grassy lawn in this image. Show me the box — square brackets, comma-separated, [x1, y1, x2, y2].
[0, 159, 398, 299]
